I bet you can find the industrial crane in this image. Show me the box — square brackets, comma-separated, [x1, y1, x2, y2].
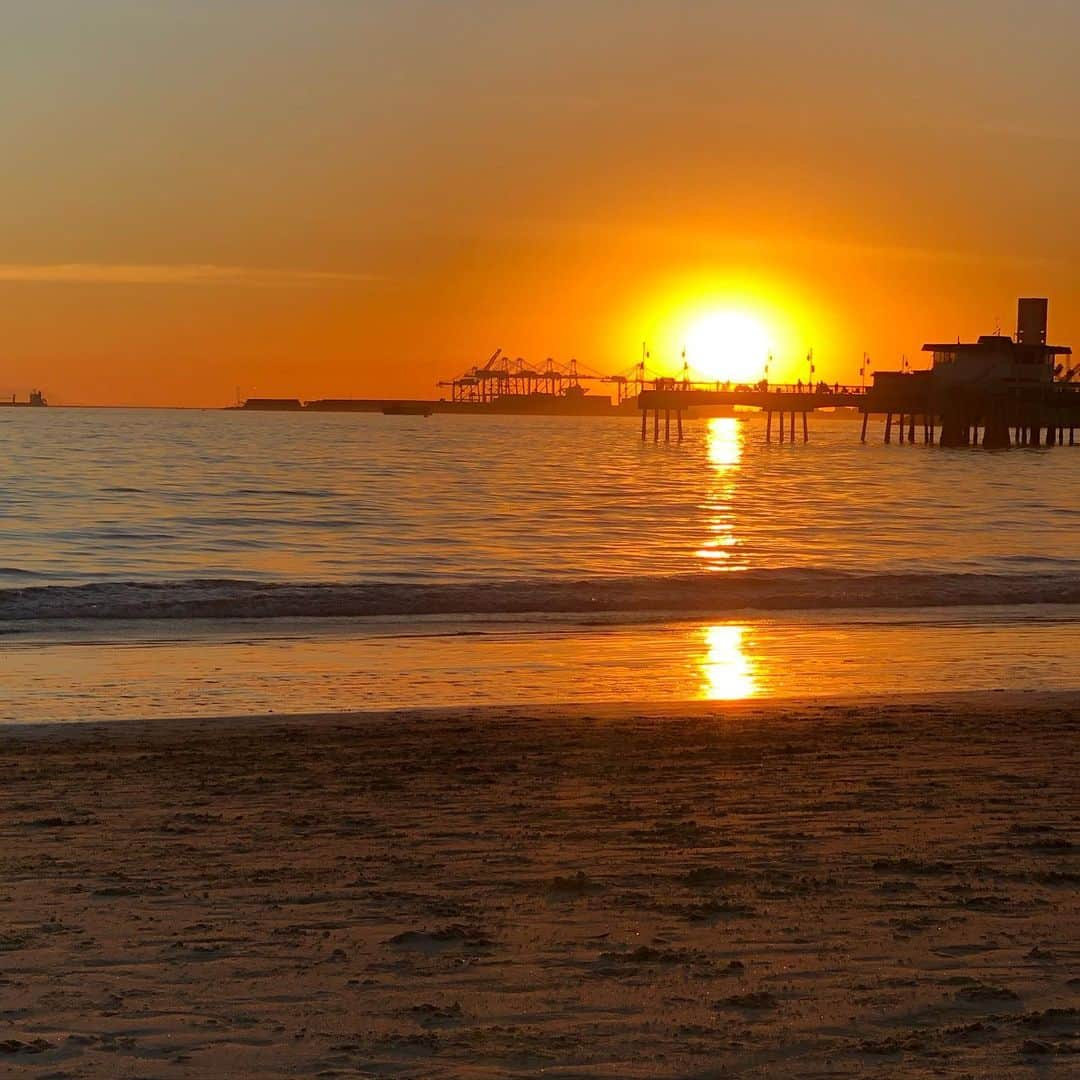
[435, 347, 729, 406]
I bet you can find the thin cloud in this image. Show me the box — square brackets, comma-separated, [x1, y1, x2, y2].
[0, 264, 380, 286]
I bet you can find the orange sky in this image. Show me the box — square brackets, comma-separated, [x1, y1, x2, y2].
[4, 1, 1080, 405]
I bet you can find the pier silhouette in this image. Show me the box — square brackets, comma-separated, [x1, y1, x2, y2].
[638, 299, 1080, 448]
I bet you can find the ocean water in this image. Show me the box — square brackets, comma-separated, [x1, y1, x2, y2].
[2, 408, 1078, 719]
[2, 407, 1079, 608]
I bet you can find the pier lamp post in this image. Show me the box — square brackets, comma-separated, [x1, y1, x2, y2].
[860, 354, 871, 390]
[764, 353, 771, 389]
[807, 349, 815, 390]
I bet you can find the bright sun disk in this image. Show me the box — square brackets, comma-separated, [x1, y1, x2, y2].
[685, 311, 772, 384]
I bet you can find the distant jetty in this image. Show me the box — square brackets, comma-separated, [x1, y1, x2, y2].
[231, 349, 738, 418]
[234, 394, 640, 417]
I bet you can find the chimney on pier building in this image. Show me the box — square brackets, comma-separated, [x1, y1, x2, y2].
[1017, 297, 1048, 346]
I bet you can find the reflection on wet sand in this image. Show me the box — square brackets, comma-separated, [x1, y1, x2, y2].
[4, 608, 1080, 723]
[696, 417, 742, 569]
[699, 624, 758, 700]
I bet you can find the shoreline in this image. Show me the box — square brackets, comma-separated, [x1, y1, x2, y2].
[5, 610, 1080, 724]
[1, 695, 1076, 1076]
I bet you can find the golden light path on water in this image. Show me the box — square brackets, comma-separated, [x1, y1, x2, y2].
[690, 418, 759, 699]
[695, 416, 742, 569]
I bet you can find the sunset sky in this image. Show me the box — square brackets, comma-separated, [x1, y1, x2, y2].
[4, 1, 1080, 405]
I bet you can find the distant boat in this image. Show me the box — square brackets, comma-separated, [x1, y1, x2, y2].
[382, 403, 434, 417]
[1, 389, 47, 407]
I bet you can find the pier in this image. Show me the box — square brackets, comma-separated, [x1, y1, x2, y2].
[638, 298, 1080, 449]
[636, 380, 1080, 447]
[637, 384, 864, 443]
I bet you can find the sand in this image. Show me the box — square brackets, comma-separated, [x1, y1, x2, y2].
[0, 693, 1077, 1077]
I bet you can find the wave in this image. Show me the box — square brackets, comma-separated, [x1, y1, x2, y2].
[2, 570, 1079, 623]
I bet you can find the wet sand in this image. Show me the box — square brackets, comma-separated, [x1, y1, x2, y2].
[1, 693, 1077, 1077]
[8, 607, 1080, 724]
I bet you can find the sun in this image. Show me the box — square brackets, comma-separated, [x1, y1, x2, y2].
[685, 311, 772, 384]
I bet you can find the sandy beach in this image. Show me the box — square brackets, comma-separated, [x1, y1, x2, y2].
[1, 694, 1077, 1077]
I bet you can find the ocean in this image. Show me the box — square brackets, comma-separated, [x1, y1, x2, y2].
[3, 408, 1079, 720]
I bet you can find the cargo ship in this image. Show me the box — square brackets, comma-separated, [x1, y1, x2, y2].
[1, 390, 47, 407]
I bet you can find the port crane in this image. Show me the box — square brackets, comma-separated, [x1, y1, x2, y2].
[436, 350, 710, 406]
[438, 351, 599, 403]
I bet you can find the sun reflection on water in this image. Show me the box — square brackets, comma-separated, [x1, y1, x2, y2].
[699, 624, 758, 700]
[706, 415, 742, 467]
[696, 416, 742, 569]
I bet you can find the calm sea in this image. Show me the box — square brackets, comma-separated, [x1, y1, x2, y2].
[2, 408, 1078, 719]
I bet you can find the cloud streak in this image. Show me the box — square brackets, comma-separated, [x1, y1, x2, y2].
[0, 264, 380, 287]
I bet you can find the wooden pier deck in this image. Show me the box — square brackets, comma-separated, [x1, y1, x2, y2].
[637, 381, 1080, 448]
[637, 385, 865, 443]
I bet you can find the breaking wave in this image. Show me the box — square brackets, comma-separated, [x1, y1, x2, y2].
[2, 570, 1079, 623]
